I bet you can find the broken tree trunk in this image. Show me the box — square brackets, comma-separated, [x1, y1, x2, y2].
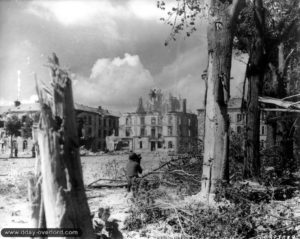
[36, 54, 95, 238]
[201, 0, 245, 195]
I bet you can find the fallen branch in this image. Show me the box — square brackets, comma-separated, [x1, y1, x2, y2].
[87, 178, 127, 188]
[87, 194, 104, 200]
[141, 160, 173, 178]
[259, 96, 300, 110]
[263, 108, 300, 113]
[88, 183, 128, 189]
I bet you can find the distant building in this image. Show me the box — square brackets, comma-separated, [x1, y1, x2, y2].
[118, 89, 198, 152]
[197, 98, 268, 148]
[0, 102, 40, 155]
[0, 101, 119, 153]
[75, 104, 119, 151]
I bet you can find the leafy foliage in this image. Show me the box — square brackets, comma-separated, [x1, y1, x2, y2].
[20, 114, 33, 139]
[124, 176, 166, 231]
[4, 115, 21, 138]
[229, 131, 244, 182]
[157, 0, 208, 45]
[125, 178, 299, 238]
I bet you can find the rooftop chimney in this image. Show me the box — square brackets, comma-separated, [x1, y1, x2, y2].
[182, 99, 186, 113]
[14, 100, 21, 107]
[136, 97, 146, 113]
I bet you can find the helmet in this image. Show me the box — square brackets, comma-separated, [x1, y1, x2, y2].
[129, 152, 141, 161]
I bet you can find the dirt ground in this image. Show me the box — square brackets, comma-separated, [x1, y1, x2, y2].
[0, 153, 168, 238]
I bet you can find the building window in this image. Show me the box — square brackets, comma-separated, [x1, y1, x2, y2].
[168, 115, 172, 124]
[88, 127, 92, 135]
[151, 117, 156, 125]
[140, 117, 145, 125]
[237, 126, 242, 134]
[125, 128, 131, 137]
[158, 142, 162, 148]
[261, 112, 266, 120]
[151, 127, 156, 137]
[261, 125, 265, 135]
[126, 117, 131, 125]
[168, 126, 173, 136]
[104, 119, 107, 127]
[188, 129, 191, 137]
[260, 140, 265, 148]
[98, 129, 101, 137]
[23, 140, 28, 151]
[158, 127, 162, 138]
[237, 114, 242, 122]
[88, 116, 92, 125]
[178, 117, 181, 125]
[158, 117, 162, 124]
[168, 141, 173, 149]
[140, 141, 143, 149]
[99, 117, 102, 126]
[178, 127, 181, 136]
[140, 127, 145, 136]
[188, 118, 191, 126]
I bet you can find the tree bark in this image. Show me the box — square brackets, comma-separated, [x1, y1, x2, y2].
[36, 56, 95, 238]
[243, 0, 264, 179]
[201, 0, 245, 195]
[294, 117, 300, 168]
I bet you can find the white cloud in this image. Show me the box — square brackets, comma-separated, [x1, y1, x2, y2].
[0, 94, 38, 106]
[22, 94, 39, 104]
[156, 46, 207, 110]
[73, 53, 155, 111]
[27, 1, 108, 25]
[155, 47, 247, 111]
[127, 0, 163, 20]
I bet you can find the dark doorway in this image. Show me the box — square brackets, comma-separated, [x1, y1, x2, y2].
[151, 142, 155, 151]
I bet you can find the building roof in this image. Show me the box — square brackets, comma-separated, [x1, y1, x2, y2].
[0, 102, 119, 118]
[0, 103, 40, 115]
[74, 103, 102, 114]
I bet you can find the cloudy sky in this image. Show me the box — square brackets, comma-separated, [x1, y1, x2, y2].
[0, 0, 247, 112]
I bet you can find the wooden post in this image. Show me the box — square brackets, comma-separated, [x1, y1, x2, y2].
[35, 54, 95, 238]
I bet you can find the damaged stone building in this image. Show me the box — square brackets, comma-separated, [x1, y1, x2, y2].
[75, 104, 119, 151]
[118, 89, 198, 152]
[0, 101, 119, 154]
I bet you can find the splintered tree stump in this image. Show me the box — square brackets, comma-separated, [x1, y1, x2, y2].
[28, 175, 42, 228]
[34, 54, 95, 238]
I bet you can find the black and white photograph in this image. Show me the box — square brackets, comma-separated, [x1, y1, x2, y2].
[0, 0, 299, 238]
